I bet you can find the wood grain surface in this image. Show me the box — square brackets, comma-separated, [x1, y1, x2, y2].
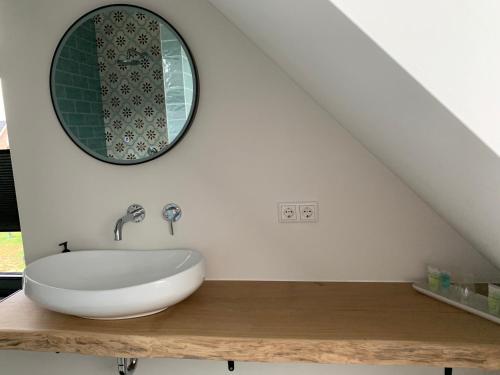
[0, 281, 499, 369]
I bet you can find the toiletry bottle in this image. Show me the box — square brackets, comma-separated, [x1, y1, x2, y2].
[488, 284, 500, 315]
[440, 270, 451, 290]
[427, 266, 440, 292]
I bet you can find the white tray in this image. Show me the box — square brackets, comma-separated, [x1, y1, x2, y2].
[412, 282, 500, 325]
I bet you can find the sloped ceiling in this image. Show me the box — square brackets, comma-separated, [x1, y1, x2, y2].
[334, 0, 500, 155]
[209, 0, 500, 270]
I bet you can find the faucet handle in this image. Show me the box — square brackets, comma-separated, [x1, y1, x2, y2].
[127, 204, 145, 222]
[162, 203, 182, 235]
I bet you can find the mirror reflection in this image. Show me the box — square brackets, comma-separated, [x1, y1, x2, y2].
[50, 5, 198, 164]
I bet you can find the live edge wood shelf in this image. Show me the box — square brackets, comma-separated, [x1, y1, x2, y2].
[0, 282, 499, 370]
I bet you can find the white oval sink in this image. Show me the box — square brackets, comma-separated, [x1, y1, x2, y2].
[23, 249, 205, 319]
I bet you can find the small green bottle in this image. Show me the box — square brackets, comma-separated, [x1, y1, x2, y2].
[440, 270, 451, 290]
[427, 266, 440, 291]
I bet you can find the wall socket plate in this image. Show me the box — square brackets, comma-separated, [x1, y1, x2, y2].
[278, 202, 318, 223]
[279, 203, 298, 222]
[299, 202, 318, 222]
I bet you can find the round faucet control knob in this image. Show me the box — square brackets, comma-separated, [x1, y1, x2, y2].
[127, 204, 145, 222]
[162, 203, 182, 236]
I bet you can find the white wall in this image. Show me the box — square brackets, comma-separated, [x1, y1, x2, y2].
[0, 352, 496, 375]
[208, 0, 500, 272]
[0, 0, 499, 373]
[7, 352, 500, 375]
[333, 0, 500, 155]
[2, 0, 495, 281]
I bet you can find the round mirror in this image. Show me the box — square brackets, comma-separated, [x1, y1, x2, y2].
[50, 5, 198, 164]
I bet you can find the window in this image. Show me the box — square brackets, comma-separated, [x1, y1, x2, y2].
[0, 79, 24, 296]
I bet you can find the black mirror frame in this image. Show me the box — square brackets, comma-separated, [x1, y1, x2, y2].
[49, 4, 199, 165]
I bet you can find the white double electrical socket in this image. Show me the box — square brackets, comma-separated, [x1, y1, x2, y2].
[278, 202, 318, 223]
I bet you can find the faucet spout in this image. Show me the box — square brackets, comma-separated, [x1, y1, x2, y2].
[113, 204, 145, 241]
[114, 217, 125, 241]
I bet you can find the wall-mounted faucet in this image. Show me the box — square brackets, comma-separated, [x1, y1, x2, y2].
[114, 204, 145, 241]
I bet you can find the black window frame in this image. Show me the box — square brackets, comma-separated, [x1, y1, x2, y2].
[0, 274, 22, 297]
[0, 149, 23, 297]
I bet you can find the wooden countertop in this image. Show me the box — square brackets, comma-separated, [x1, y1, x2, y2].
[0, 281, 499, 369]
